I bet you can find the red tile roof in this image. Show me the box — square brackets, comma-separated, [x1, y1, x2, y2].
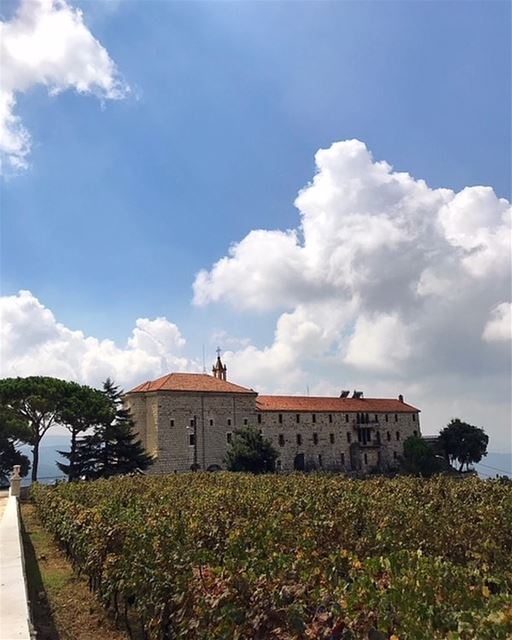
[256, 395, 419, 413]
[127, 373, 256, 395]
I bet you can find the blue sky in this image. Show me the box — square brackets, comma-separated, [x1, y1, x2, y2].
[1, 0, 511, 450]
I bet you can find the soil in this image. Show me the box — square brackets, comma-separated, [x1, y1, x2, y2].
[20, 502, 129, 640]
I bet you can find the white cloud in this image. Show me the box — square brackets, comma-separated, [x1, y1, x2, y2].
[0, 290, 193, 390]
[344, 313, 411, 372]
[194, 139, 511, 448]
[483, 303, 512, 343]
[0, 0, 127, 172]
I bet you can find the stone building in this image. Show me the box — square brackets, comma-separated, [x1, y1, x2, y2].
[124, 356, 421, 474]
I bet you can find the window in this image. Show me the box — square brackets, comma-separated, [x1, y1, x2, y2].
[376, 432, 381, 444]
[329, 414, 333, 423]
[313, 433, 319, 445]
[209, 419, 214, 426]
[227, 418, 232, 426]
[387, 431, 391, 441]
[318, 454, 323, 467]
[329, 433, 335, 444]
[364, 453, 368, 465]
[413, 430, 418, 437]
[396, 431, 400, 441]
[395, 414, 398, 422]
[257, 413, 262, 424]
[297, 434, 302, 446]
[170, 419, 174, 427]
[312, 413, 316, 423]
[393, 451, 398, 460]
[374, 414, 378, 422]
[243, 418, 248, 426]
[340, 452, 345, 465]
[189, 434, 195, 446]
[296, 414, 300, 423]
[190, 419, 194, 427]
[345, 414, 349, 423]
[412, 413, 416, 422]
[278, 434, 285, 446]
[385, 414, 388, 422]
[278, 414, 283, 424]
[226, 432, 232, 444]
[347, 432, 352, 443]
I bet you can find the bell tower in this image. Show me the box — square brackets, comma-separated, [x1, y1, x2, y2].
[212, 347, 227, 381]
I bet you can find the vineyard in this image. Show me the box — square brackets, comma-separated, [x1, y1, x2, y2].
[32, 474, 512, 640]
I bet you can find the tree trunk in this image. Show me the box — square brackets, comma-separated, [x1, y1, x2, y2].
[69, 429, 77, 481]
[31, 440, 40, 482]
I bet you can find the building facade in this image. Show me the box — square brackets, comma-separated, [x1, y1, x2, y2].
[124, 356, 421, 474]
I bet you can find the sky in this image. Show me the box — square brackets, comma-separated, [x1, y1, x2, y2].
[0, 0, 511, 452]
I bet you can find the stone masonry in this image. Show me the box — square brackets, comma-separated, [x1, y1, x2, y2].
[124, 356, 421, 474]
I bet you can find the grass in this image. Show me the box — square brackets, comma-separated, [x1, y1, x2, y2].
[21, 502, 129, 640]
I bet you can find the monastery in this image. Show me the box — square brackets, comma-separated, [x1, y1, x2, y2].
[125, 355, 421, 473]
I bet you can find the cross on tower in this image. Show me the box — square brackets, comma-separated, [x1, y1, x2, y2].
[216, 346, 222, 358]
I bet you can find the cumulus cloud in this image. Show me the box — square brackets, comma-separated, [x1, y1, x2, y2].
[0, 0, 127, 172]
[483, 303, 512, 342]
[194, 140, 511, 446]
[0, 290, 193, 390]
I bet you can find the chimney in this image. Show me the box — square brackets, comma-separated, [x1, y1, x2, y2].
[398, 394, 404, 403]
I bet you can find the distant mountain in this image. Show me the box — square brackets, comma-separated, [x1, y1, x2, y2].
[20, 435, 71, 485]
[474, 452, 512, 478]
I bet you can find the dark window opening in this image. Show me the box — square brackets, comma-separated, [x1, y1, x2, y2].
[364, 453, 368, 464]
[297, 434, 302, 446]
[374, 414, 378, 422]
[243, 418, 248, 426]
[278, 414, 283, 424]
[396, 431, 400, 441]
[329, 433, 335, 444]
[345, 414, 349, 423]
[413, 430, 418, 436]
[278, 434, 285, 446]
[170, 419, 174, 427]
[227, 418, 232, 426]
[313, 433, 319, 445]
[347, 432, 352, 443]
[189, 434, 195, 446]
[318, 454, 323, 467]
[395, 414, 398, 422]
[226, 432, 232, 444]
[329, 414, 333, 423]
[257, 413, 262, 424]
[385, 414, 388, 422]
[340, 452, 345, 464]
[209, 419, 214, 426]
[312, 413, 316, 423]
[296, 414, 300, 423]
[387, 431, 391, 441]
[190, 419, 194, 427]
[393, 451, 398, 460]
[412, 413, 416, 422]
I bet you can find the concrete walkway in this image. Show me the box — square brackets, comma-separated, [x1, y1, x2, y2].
[0, 496, 33, 639]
